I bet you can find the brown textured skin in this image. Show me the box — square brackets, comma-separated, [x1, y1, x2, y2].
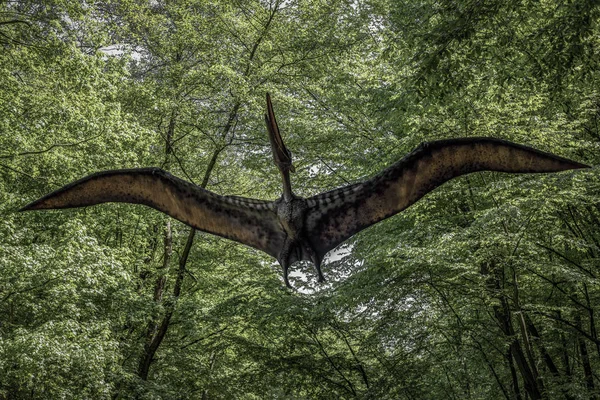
[20, 168, 285, 259]
[304, 137, 589, 260]
[20, 135, 589, 286]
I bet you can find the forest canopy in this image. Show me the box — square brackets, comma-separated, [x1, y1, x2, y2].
[1, 0, 599, 398]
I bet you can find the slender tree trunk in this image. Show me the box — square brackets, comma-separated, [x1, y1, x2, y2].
[201, 350, 218, 400]
[576, 314, 596, 400]
[131, 1, 280, 388]
[482, 262, 543, 399]
[525, 315, 575, 400]
[557, 312, 572, 377]
[512, 266, 544, 397]
[137, 228, 194, 380]
[507, 349, 523, 400]
[524, 316, 559, 376]
[137, 110, 177, 380]
[506, 321, 543, 399]
[582, 283, 600, 360]
[134, 104, 234, 382]
[137, 219, 173, 380]
[476, 341, 511, 400]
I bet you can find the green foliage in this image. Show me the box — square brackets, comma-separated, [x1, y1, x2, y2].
[1, 0, 599, 398]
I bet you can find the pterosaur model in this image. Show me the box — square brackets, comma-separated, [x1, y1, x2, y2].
[21, 94, 589, 287]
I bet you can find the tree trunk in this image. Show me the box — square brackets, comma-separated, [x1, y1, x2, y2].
[576, 314, 596, 400]
[482, 262, 543, 399]
[525, 315, 575, 400]
[511, 266, 545, 397]
[557, 312, 572, 377]
[137, 110, 177, 380]
[137, 219, 173, 379]
[507, 349, 523, 400]
[131, 1, 280, 387]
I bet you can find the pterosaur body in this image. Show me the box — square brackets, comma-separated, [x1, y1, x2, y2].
[21, 94, 589, 287]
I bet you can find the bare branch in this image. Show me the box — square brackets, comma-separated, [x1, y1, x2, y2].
[0, 134, 103, 159]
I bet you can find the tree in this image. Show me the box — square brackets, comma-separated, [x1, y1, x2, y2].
[1, 0, 598, 398]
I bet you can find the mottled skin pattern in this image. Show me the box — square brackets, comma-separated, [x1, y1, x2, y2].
[20, 95, 590, 288]
[265, 93, 323, 286]
[303, 138, 590, 260]
[274, 196, 314, 287]
[20, 168, 285, 258]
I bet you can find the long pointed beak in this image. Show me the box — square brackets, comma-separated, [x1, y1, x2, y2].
[265, 93, 295, 172]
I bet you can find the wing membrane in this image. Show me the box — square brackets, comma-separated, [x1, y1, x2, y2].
[21, 168, 285, 258]
[305, 137, 589, 259]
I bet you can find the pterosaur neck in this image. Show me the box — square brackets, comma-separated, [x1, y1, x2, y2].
[281, 169, 294, 201]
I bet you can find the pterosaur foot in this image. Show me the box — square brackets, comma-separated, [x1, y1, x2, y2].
[283, 267, 292, 289]
[304, 242, 325, 283]
[280, 260, 291, 288]
[317, 270, 325, 283]
[314, 259, 325, 283]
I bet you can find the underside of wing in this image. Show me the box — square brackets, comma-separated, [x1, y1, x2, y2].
[21, 168, 285, 258]
[305, 137, 590, 260]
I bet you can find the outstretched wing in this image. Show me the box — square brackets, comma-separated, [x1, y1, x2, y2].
[305, 137, 590, 260]
[21, 168, 286, 258]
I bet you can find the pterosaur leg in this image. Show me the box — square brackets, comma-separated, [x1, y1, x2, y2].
[314, 259, 325, 283]
[282, 260, 292, 288]
[278, 237, 294, 288]
[302, 242, 325, 282]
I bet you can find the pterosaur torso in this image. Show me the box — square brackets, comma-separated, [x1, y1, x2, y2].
[21, 94, 589, 287]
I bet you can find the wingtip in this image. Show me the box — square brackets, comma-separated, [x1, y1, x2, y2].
[551, 157, 590, 172]
[573, 161, 592, 170]
[19, 198, 44, 212]
[422, 137, 591, 173]
[18, 184, 75, 212]
[19, 196, 60, 212]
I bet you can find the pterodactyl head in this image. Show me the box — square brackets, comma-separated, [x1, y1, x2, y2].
[265, 93, 295, 200]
